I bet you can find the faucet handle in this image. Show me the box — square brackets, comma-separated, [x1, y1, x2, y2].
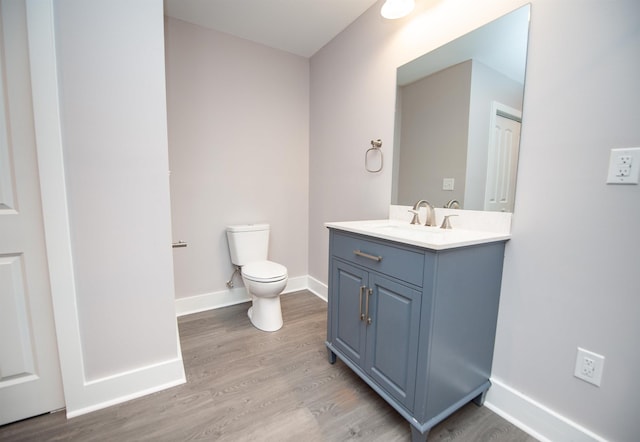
[408, 209, 421, 225]
[440, 214, 458, 229]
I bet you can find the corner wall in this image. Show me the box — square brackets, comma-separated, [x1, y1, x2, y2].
[31, 0, 185, 415]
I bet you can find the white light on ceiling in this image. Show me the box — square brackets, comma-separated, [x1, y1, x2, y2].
[380, 0, 415, 19]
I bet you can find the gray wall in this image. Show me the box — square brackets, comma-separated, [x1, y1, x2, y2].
[309, 0, 639, 441]
[396, 61, 471, 207]
[55, 0, 180, 381]
[164, 17, 309, 300]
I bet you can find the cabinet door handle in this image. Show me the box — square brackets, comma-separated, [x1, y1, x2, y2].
[366, 288, 373, 325]
[353, 250, 382, 262]
[359, 285, 366, 321]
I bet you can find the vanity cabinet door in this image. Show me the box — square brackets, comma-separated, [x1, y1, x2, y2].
[330, 259, 368, 367]
[330, 255, 423, 411]
[365, 274, 421, 410]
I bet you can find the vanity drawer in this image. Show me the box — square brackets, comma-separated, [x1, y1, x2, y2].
[331, 231, 424, 287]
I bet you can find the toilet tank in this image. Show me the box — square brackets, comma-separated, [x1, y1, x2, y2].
[226, 224, 270, 266]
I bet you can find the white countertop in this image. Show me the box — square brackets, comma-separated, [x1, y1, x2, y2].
[325, 219, 511, 250]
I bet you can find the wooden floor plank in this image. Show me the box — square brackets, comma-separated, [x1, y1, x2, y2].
[0, 291, 537, 441]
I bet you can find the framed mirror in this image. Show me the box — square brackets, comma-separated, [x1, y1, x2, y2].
[391, 5, 530, 212]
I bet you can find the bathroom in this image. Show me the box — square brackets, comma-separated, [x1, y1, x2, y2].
[2, 1, 637, 441]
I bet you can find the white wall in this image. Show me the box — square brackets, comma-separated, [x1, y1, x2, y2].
[48, 0, 184, 410]
[309, 0, 640, 441]
[164, 17, 309, 301]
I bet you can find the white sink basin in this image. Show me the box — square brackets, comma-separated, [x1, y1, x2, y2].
[367, 221, 445, 241]
[368, 221, 444, 233]
[325, 219, 510, 250]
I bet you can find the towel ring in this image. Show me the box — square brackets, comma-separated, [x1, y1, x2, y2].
[365, 139, 383, 173]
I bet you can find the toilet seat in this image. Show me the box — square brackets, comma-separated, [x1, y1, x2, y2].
[242, 260, 287, 283]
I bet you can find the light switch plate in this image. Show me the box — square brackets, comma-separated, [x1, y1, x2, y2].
[607, 147, 640, 184]
[442, 178, 455, 191]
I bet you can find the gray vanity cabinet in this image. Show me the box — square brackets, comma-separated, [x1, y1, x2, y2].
[330, 259, 422, 409]
[326, 228, 506, 442]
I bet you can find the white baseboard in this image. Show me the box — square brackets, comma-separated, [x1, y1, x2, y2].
[307, 275, 328, 301]
[485, 378, 605, 442]
[175, 287, 250, 317]
[66, 357, 185, 418]
[284, 275, 308, 294]
[175, 275, 310, 317]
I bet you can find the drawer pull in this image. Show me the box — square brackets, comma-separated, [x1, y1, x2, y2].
[353, 250, 382, 262]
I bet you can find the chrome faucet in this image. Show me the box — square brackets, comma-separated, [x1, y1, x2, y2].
[408, 200, 436, 227]
[445, 199, 461, 209]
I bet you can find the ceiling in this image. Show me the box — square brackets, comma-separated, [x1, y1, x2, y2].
[397, 5, 530, 85]
[163, 0, 380, 58]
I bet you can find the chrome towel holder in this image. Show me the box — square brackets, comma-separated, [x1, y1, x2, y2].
[365, 139, 383, 173]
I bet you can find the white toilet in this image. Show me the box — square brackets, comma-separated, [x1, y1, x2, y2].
[226, 224, 288, 332]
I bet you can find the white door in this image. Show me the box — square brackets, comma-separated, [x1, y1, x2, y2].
[484, 104, 522, 212]
[0, 0, 65, 425]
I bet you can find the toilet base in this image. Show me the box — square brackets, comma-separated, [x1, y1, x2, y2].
[247, 296, 283, 332]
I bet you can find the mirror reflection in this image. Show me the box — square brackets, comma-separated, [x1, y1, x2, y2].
[391, 5, 530, 212]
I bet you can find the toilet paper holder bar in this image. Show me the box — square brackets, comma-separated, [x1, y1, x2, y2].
[172, 241, 187, 248]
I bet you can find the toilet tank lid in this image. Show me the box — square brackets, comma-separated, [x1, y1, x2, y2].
[226, 223, 269, 232]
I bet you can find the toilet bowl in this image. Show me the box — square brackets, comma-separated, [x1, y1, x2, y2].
[241, 260, 287, 331]
[226, 224, 288, 332]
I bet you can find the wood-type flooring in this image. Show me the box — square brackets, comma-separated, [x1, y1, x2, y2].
[0, 291, 537, 441]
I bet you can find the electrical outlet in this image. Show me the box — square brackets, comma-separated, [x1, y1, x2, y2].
[574, 347, 605, 386]
[607, 147, 640, 184]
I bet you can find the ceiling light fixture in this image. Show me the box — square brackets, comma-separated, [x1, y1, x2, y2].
[380, 0, 415, 19]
